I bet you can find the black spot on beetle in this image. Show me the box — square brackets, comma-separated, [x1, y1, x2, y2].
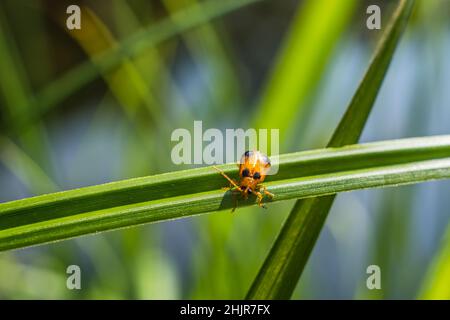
[242, 168, 250, 177]
[253, 172, 261, 179]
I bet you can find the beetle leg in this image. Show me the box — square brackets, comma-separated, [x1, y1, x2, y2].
[243, 186, 251, 200]
[260, 185, 274, 199]
[222, 183, 239, 191]
[230, 192, 238, 213]
[255, 191, 267, 209]
[213, 166, 243, 192]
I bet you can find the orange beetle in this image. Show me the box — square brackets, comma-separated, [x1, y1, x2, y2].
[214, 150, 274, 211]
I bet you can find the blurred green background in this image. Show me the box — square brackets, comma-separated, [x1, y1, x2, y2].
[0, 0, 449, 299]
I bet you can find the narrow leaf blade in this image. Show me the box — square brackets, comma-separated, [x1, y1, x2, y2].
[246, 0, 416, 300]
[1, 135, 448, 252]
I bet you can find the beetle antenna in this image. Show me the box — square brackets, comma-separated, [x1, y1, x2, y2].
[212, 166, 242, 191]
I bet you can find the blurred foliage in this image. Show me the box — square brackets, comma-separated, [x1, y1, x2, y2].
[254, 0, 357, 147]
[0, 0, 449, 299]
[419, 224, 450, 299]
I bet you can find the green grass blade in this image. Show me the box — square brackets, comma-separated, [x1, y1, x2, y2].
[8, 0, 260, 133]
[0, 9, 29, 123]
[246, 0, 415, 299]
[59, 6, 159, 120]
[162, 0, 243, 112]
[327, 4, 414, 148]
[0, 134, 448, 252]
[254, 0, 357, 141]
[0, 136, 58, 194]
[418, 225, 450, 299]
[0, 7, 52, 171]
